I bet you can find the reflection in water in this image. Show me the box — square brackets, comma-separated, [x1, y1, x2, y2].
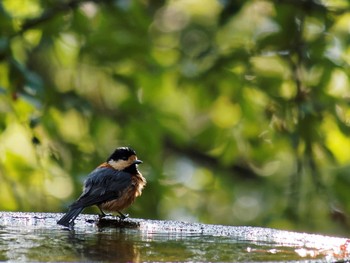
[67, 229, 140, 262]
[0, 227, 144, 262]
[64, 229, 200, 262]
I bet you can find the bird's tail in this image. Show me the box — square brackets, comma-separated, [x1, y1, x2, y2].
[57, 206, 84, 227]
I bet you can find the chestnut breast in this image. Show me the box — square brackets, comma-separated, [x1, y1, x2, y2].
[100, 173, 146, 212]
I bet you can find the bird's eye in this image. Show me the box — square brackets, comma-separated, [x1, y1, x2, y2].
[121, 156, 128, 161]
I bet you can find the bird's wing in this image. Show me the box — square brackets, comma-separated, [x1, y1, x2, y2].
[69, 167, 132, 209]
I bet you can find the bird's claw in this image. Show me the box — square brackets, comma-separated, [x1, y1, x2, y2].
[117, 212, 129, 220]
[99, 213, 112, 219]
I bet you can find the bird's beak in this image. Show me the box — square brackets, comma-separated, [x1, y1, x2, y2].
[133, 159, 143, 165]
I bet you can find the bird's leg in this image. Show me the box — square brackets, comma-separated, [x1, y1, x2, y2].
[98, 207, 112, 218]
[117, 211, 129, 220]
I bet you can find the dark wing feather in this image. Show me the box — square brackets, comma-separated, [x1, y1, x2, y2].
[70, 167, 132, 209]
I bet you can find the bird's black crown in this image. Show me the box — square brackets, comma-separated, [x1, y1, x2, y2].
[107, 147, 137, 161]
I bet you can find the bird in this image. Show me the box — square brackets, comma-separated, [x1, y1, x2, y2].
[57, 147, 146, 228]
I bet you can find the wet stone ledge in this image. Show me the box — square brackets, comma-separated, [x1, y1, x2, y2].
[0, 212, 350, 262]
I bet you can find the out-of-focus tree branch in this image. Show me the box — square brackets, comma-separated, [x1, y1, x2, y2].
[165, 138, 259, 181]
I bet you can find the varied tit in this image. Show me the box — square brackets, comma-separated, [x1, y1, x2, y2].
[57, 147, 146, 228]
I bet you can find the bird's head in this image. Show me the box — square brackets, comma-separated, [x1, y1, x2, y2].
[106, 147, 142, 171]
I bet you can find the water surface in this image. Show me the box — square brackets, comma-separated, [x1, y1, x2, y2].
[0, 212, 349, 262]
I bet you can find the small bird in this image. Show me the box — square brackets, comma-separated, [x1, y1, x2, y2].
[57, 147, 146, 227]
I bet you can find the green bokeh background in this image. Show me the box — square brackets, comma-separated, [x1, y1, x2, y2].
[1, 0, 350, 235]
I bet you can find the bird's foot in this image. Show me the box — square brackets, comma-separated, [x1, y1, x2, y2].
[98, 207, 112, 219]
[117, 212, 129, 220]
[98, 213, 112, 219]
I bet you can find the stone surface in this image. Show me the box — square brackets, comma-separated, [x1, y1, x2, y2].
[0, 212, 349, 262]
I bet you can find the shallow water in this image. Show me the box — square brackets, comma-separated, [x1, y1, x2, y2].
[0, 212, 349, 262]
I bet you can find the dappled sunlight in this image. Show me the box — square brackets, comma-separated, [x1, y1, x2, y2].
[154, 5, 189, 33]
[2, 0, 41, 18]
[44, 172, 73, 199]
[323, 116, 350, 164]
[327, 69, 350, 97]
[0, 123, 36, 164]
[210, 96, 242, 128]
[49, 108, 89, 144]
[233, 194, 261, 222]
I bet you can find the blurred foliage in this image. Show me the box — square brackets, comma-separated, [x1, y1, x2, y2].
[0, 0, 350, 235]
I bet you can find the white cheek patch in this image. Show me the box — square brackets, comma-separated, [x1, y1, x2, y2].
[108, 159, 130, 170]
